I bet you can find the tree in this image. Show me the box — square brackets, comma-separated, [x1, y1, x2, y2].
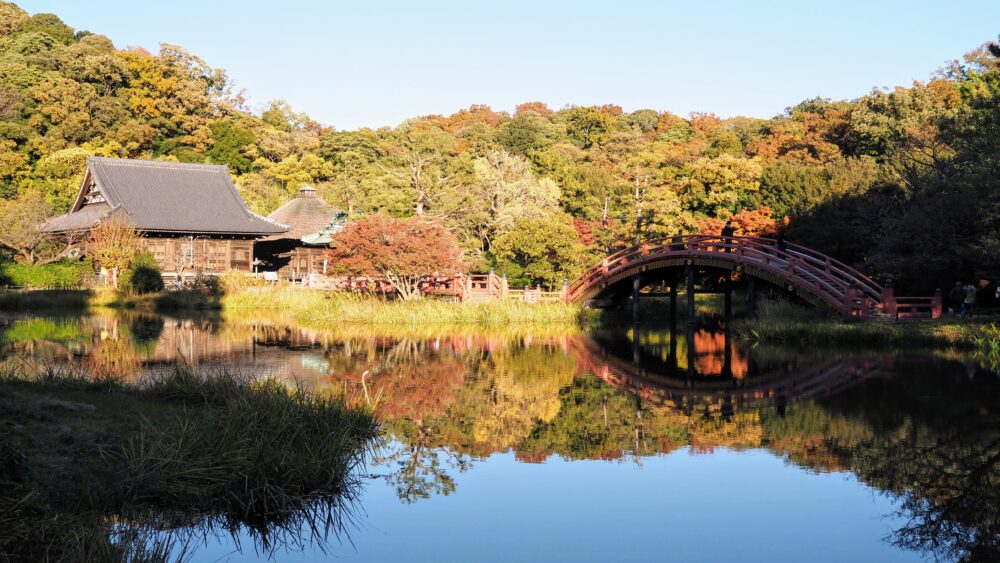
[0, 191, 84, 264]
[379, 120, 466, 217]
[327, 214, 464, 300]
[464, 149, 561, 253]
[89, 216, 143, 287]
[206, 118, 255, 173]
[680, 154, 763, 215]
[492, 214, 587, 287]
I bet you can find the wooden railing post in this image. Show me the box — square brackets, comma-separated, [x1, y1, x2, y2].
[454, 273, 465, 302]
[845, 286, 860, 317]
[932, 288, 943, 319]
[561, 278, 569, 301]
[501, 274, 509, 300]
[465, 273, 473, 302]
[881, 285, 897, 319]
[601, 258, 609, 275]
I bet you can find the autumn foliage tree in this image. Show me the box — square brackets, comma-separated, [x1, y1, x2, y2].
[0, 191, 85, 264]
[327, 213, 464, 300]
[89, 216, 143, 287]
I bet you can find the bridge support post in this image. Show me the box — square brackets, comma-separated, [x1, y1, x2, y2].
[686, 265, 696, 327]
[631, 275, 641, 322]
[746, 276, 757, 318]
[669, 281, 678, 331]
[724, 272, 732, 320]
[881, 284, 897, 319]
[686, 323, 696, 380]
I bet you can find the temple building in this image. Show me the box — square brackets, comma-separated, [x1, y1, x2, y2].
[255, 185, 347, 280]
[41, 157, 288, 282]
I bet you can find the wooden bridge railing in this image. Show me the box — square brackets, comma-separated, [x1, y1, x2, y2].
[307, 271, 563, 303]
[566, 234, 940, 318]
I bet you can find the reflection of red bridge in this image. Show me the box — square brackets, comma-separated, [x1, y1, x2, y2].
[566, 234, 942, 319]
[573, 336, 888, 412]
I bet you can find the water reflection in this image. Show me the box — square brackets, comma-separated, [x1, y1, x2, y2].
[1, 312, 999, 561]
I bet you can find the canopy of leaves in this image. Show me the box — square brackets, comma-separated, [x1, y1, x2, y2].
[327, 213, 464, 300]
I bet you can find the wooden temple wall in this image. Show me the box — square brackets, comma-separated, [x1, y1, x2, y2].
[139, 236, 254, 280]
[276, 247, 329, 280]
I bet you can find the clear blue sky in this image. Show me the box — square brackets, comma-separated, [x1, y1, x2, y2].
[14, 1, 1000, 130]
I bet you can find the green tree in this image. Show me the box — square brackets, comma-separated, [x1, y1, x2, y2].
[493, 214, 586, 287]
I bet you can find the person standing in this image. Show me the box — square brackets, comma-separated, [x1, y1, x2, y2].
[949, 282, 964, 318]
[963, 283, 977, 318]
[720, 220, 735, 253]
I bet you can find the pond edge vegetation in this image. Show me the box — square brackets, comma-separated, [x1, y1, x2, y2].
[0, 363, 380, 562]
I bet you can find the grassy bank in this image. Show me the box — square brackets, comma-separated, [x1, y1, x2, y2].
[731, 298, 1000, 360]
[0, 282, 592, 327]
[0, 365, 379, 562]
[222, 285, 595, 327]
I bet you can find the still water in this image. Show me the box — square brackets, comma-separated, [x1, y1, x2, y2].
[2, 311, 997, 562]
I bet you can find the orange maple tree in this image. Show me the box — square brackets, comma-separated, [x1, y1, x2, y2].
[696, 207, 781, 237]
[327, 213, 464, 300]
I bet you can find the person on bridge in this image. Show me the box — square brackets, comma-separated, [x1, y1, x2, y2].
[670, 231, 684, 251]
[949, 282, 964, 317]
[962, 283, 977, 318]
[720, 220, 735, 253]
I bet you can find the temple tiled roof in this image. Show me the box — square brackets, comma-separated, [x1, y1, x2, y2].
[42, 157, 288, 236]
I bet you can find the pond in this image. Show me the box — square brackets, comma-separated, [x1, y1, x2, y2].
[1, 311, 998, 562]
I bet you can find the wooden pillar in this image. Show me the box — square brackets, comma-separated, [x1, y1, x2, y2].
[686, 323, 696, 379]
[746, 276, 757, 319]
[668, 322, 678, 372]
[686, 265, 696, 327]
[845, 286, 861, 318]
[669, 281, 678, 330]
[881, 285, 897, 319]
[631, 274, 641, 322]
[723, 324, 733, 379]
[724, 272, 732, 320]
[632, 326, 641, 366]
[932, 288, 943, 319]
[501, 274, 509, 300]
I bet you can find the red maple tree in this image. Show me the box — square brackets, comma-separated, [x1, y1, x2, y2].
[327, 213, 464, 300]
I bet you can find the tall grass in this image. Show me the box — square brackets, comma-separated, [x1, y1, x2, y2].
[732, 296, 1000, 351]
[0, 364, 379, 562]
[222, 285, 592, 327]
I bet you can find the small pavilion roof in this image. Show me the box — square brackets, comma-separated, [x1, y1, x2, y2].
[262, 185, 348, 243]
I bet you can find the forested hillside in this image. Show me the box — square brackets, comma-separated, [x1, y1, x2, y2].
[1, 1, 998, 290]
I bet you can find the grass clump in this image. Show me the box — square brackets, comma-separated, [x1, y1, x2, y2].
[0, 364, 379, 562]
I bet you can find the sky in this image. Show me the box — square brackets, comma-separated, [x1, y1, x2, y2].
[13, 1, 1000, 130]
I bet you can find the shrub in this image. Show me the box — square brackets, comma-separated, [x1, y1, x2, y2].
[0, 259, 90, 289]
[120, 252, 164, 295]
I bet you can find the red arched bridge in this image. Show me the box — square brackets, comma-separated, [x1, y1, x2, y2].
[310, 234, 941, 319]
[565, 234, 942, 319]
